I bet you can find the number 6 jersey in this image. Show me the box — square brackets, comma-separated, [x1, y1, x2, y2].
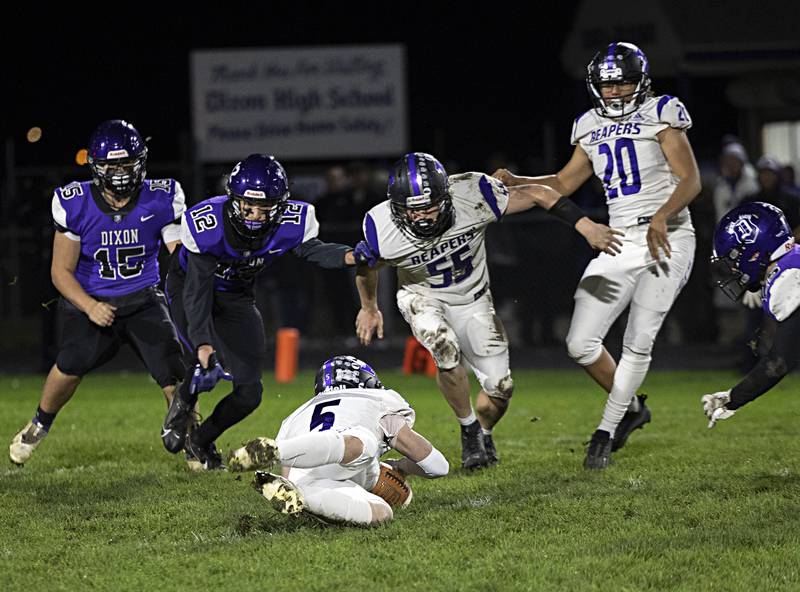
[362, 173, 509, 305]
[571, 94, 694, 230]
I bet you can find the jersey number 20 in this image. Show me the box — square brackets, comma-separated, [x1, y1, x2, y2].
[599, 138, 641, 198]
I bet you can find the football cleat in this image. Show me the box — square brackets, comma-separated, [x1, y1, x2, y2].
[9, 421, 48, 466]
[161, 387, 196, 454]
[460, 421, 489, 470]
[702, 390, 736, 428]
[611, 394, 651, 452]
[227, 437, 280, 472]
[252, 471, 305, 515]
[584, 429, 613, 470]
[184, 431, 224, 471]
[483, 433, 500, 466]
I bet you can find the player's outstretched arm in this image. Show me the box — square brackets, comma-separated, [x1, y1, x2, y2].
[51, 232, 116, 327]
[388, 425, 449, 479]
[355, 265, 383, 346]
[492, 145, 594, 196]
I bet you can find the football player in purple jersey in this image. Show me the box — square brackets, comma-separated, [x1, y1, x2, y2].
[702, 202, 800, 427]
[160, 154, 381, 470]
[9, 120, 188, 466]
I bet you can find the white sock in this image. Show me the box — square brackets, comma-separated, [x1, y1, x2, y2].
[598, 351, 651, 438]
[278, 431, 345, 468]
[457, 411, 477, 426]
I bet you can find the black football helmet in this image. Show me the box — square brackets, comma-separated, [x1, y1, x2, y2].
[586, 42, 651, 119]
[314, 356, 383, 395]
[388, 152, 453, 240]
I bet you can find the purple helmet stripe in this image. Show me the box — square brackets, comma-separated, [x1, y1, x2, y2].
[407, 153, 421, 195]
[606, 42, 617, 70]
[323, 359, 333, 388]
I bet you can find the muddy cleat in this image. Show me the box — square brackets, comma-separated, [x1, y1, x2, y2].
[252, 471, 304, 515]
[483, 433, 500, 466]
[584, 429, 613, 470]
[184, 431, 224, 471]
[227, 437, 280, 472]
[460, 421, 489, 470]
[9, 421, 48, 466]
[161, 387, 196, 454]
[612, 394, 652, 452]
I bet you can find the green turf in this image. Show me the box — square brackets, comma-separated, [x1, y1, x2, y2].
[1, 370, 799, 591]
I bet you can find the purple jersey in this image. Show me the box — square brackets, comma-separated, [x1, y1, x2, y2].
[178, 196, 319, 292]
[52, 179, 186, 297]
[763, 244, 800, 322]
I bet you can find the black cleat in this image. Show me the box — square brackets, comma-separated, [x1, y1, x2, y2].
[161, 386, 196, 454]
[184, 431, 225, 471]
[611, 394, 651, 452]
[483, 433, 500, 466]
[584, 429, 613, 470]
[460, 421, 489, 470]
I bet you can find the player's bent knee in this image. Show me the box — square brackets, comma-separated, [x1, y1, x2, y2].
[484, 372, 513, 400]
[232, 382, 263, 413]
[369, 501, 393, 525]
[55, 355, 90, 379]
[566, 334, 602, 366]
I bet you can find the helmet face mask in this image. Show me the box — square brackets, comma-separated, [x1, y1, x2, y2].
[225, 154, 290, 243]
[388, 153, 453, 240]
[711, 202, 795, 301]
[314, 356, 383, 395]
[586, 42, 651, 119]
[88, 120, 148, 200]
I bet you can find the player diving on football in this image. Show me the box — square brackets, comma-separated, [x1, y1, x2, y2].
[227, 356, 448, 526]
[354, 152, 622, 470]
[495, 42, 701, 470]
[702, 202, 800, 427]
[160, 155, 381, 470]
[9, 120, 187, 466]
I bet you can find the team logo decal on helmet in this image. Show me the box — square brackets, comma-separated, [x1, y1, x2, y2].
[314, 356, 383, 395]
[225, 154, 290, 243]
[87, 119, 148, 199]
[586, 42, 651, 119]
[388, 152, 454, 241]
[710, 202, 795, 301]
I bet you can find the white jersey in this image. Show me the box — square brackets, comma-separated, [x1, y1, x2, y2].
[277, 387, 416, 454]
[362, 172, 509, 305]
[571, 95, 694, 229]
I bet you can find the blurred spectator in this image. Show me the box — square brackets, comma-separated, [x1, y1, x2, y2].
[742, 155, 800, 237]
[780, 164, 800, 198]
[712, 142, 758, 221]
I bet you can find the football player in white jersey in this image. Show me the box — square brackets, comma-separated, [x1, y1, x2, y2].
[354, 152, 624, 470]
[227, 356, 449, 526]
[495, 42, 701, 469]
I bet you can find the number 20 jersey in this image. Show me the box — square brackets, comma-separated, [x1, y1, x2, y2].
[571, 94, 694, 229]
[362, 173, 509, 305]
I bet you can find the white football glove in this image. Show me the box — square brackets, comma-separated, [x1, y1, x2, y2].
[741, 290, 762, 309]
[701, 390, 735, 428]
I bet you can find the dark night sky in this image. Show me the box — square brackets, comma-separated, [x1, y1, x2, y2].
[7, 5, 735, 171]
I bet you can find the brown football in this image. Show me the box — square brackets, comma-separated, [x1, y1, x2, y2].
[370, 462, 413, 508]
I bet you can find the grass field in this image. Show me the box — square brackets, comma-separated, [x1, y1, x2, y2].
[2, 369, 799, 591]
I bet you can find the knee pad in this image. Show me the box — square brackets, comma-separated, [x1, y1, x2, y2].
[566, 332, 603, 366]
[420, 326, 461, 370]
[232, 382, 263, 414]
[483, 372, 514, 401]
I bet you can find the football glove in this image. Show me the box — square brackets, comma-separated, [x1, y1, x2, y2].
[701, 390, 735, 428]
[741, 290, 762, 309]
[189, 353, 233, 396]
[353, 240, 379, 267]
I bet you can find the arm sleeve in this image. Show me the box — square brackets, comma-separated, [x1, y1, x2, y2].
[728, 308, 800, 410]
[291, 238, 351, 269]
[183, 251, 219, 349]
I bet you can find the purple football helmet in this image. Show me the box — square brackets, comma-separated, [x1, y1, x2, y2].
[388, 152, 453, 240]
[87, 120, 147, 198]
[586, 42, 651, 119]
[711, 202, 795, 300]
[225, 154, 290, 242]
[314, 355, 383, 396]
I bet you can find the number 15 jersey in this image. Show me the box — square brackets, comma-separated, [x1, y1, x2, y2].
[572, 94, 694, 230]
[362, 173, 509, 305]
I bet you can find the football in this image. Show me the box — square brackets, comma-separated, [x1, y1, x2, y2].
[370, 462, 413, 508]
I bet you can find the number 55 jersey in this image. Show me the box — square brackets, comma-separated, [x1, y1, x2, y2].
[361, 172, 509, 305]
[571, 94, 694, 230]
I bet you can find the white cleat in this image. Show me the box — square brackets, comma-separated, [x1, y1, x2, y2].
[227, 437, 279, 472]
[701, 390, 736, 428]
[9, 421, 48, 466]
[252, 471, 304, 515]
